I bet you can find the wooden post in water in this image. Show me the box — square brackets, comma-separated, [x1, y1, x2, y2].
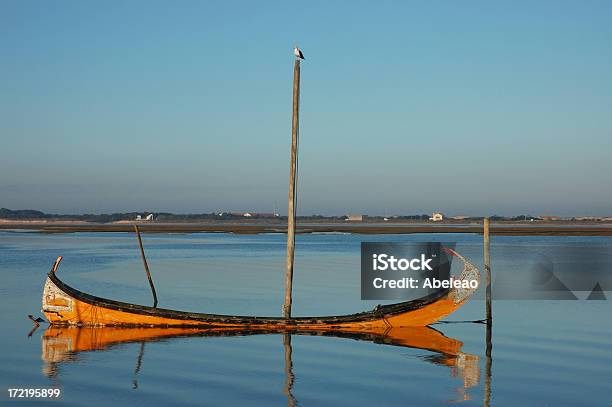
[484, 217, 492, 324]
[134, 225, 158, 307]
[283, 58, 301, 318]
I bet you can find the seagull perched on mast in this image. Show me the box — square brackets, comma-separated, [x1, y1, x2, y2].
[293, 46, 305, 60]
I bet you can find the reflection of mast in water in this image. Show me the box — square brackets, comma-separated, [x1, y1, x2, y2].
[283, 334, 297, 407]
[132, 342, 146, 389]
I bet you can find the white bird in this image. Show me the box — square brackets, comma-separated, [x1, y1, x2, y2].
[293, 46, 305, 60]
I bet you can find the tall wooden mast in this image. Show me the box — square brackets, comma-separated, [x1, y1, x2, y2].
[283, 58, 301, 318]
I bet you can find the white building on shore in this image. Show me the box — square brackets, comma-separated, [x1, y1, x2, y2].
[346, 214, 363, 222]
[429, 212, 444, 222]
[135, 214, 154, 221]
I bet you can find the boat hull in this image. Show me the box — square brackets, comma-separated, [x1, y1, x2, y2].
[42, 249, 479, 329]
[42, 277, 468, 329]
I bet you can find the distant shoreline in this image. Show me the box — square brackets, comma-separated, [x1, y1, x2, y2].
[2, 220, 612, 236]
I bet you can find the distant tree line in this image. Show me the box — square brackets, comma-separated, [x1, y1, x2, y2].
[0, 208, 547, 223]
[0, 208, 220, 222]
[0, 208, 156, 223]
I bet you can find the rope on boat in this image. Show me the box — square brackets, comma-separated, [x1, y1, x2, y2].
[433, 319, 487, 325]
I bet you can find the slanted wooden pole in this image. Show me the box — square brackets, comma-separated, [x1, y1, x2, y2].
[484, 217, 492, 324]
[134, 225, 158, 307]
[283, 59, 300, 318]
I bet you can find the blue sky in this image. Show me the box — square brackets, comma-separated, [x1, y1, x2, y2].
[1, 1, 611, 216]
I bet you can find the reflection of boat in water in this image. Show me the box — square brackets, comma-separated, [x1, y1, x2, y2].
[41, 249, 479, 329]
[40, 325, 480, 400]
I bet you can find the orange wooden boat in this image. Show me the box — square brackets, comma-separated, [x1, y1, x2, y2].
[41, 249, 479, 329]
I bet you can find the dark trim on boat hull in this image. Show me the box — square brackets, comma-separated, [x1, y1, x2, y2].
[47, 271, 451, 326]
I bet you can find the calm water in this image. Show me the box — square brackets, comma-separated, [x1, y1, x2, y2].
[0, 231, 611, 406]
